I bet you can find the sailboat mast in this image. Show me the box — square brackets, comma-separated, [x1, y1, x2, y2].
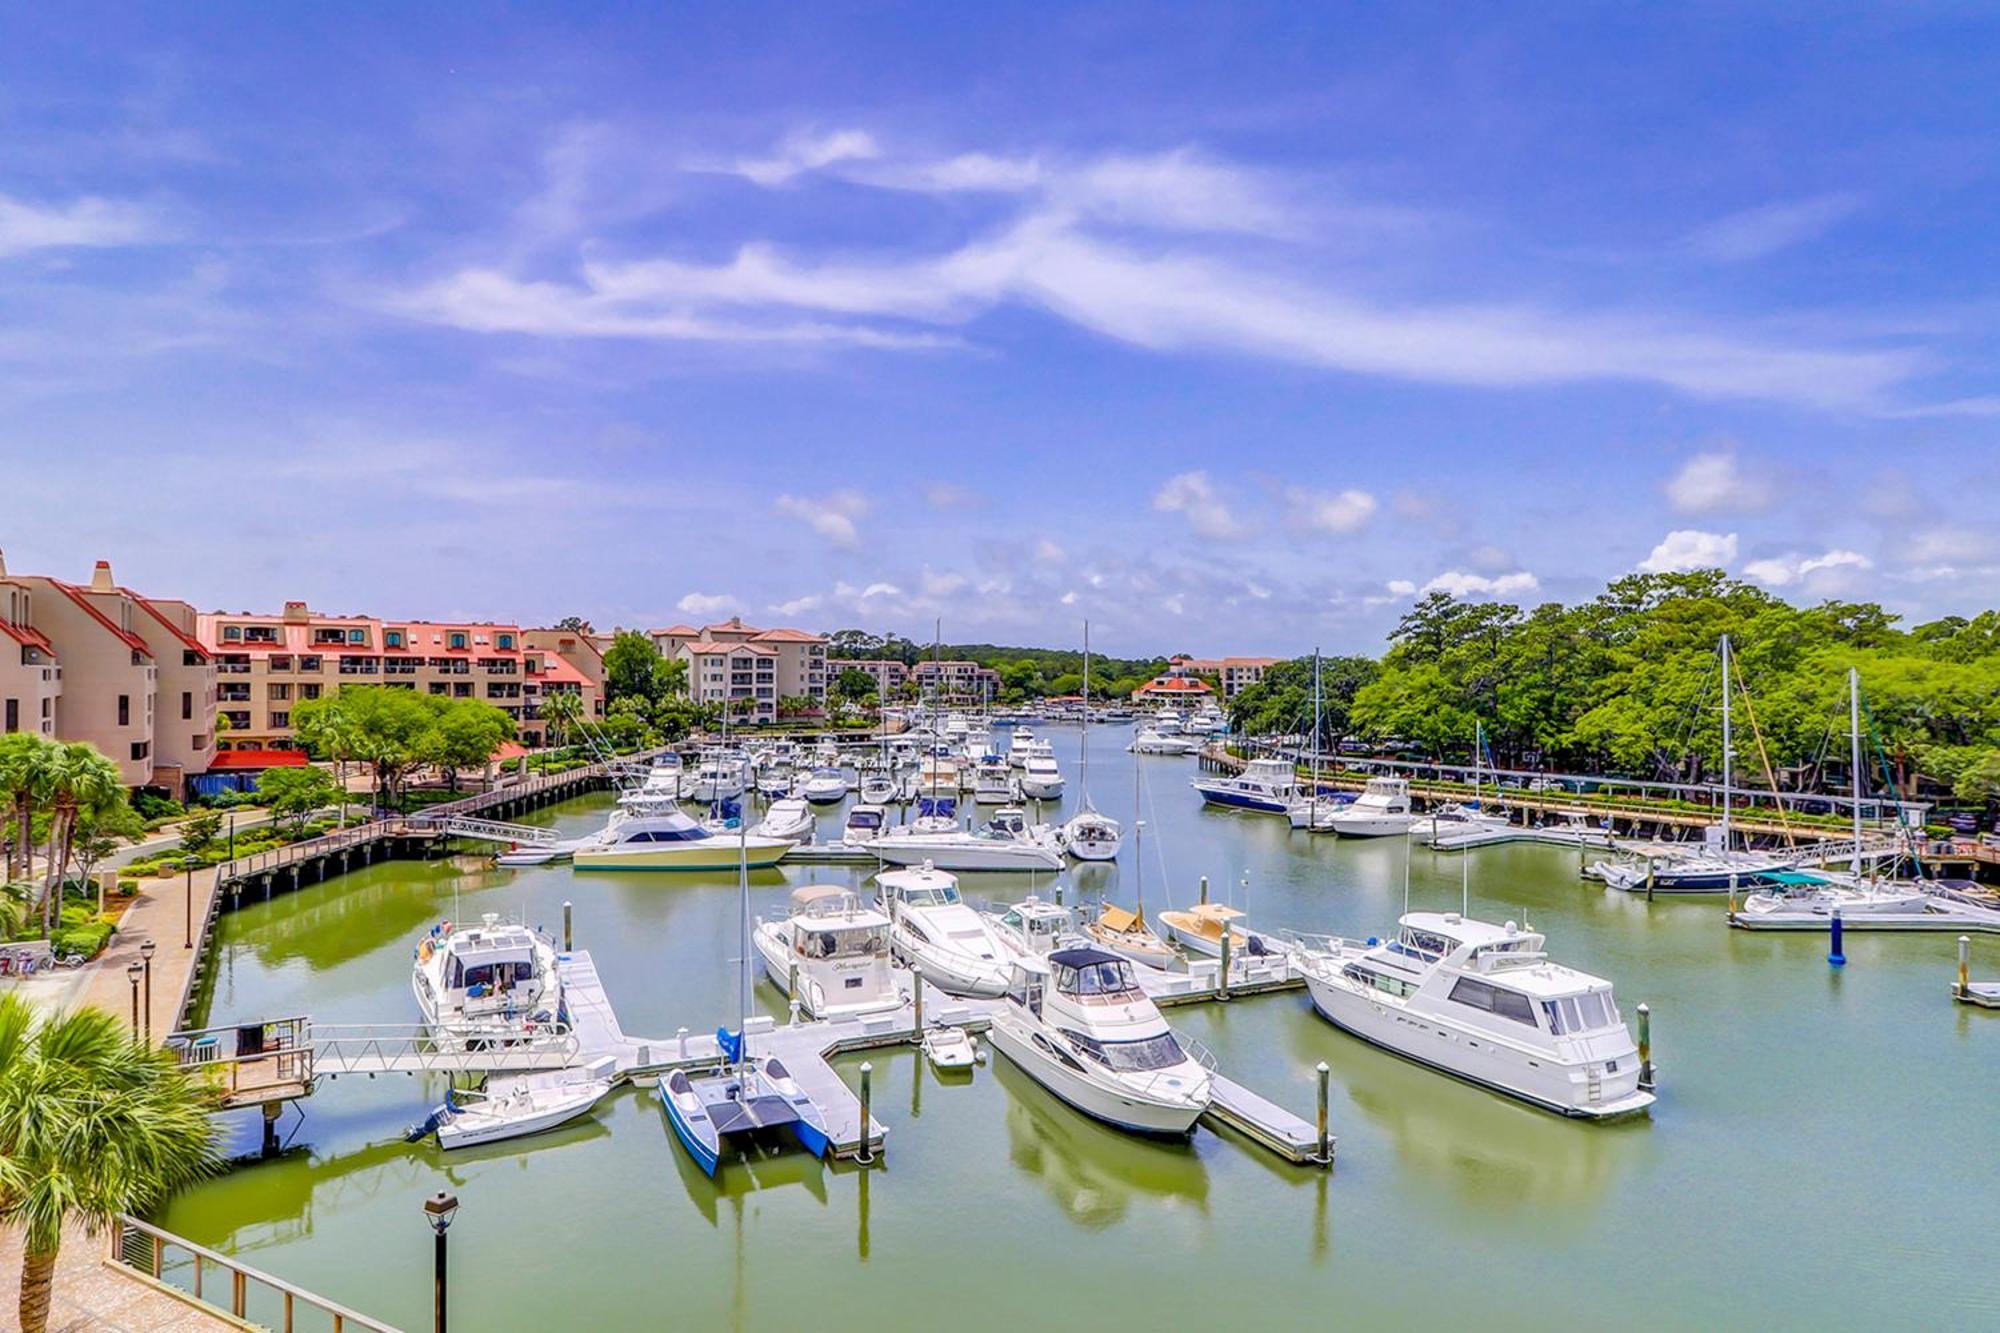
[1720, 634, 1733, 854]
[1080, 622, 1091, 802]
[1310, 648, 1322, 817]
[736, 816, 750, 1088]
[1849, 666, 1864, 880]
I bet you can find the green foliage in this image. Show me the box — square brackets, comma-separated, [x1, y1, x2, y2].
[1229, 655, 1380, 744]
[834, 668, 878, 702]
[178, 810, 224, 856]
[604, 630, 664, 704]
[295, 686, 515, 801]
[256, 765, 344, 830]
[131, 791, 183, 821]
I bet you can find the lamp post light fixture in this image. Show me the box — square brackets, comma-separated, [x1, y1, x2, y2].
[126, 960, 143, 1034]
[139, 938, 156, 1043]
[423, 1190, 459, 1333]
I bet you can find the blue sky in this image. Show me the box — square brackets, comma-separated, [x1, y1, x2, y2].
[2, 4, 1998, 655]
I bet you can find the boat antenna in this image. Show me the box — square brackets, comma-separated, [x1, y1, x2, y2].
[736, 801, 751, 1090]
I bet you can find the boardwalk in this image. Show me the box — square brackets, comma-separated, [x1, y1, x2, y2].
[0, 1223, 239, 1333]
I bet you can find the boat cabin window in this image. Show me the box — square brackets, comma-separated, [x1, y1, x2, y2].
[1053, 959, 1140, 999]
[1342, 962, 1414, 998]
[797, 926, 888, 960]
[1062, 1030, 1187, 1073]
[448, 955, 535, 992]
[1393, 928, 1456, 962]
[1446, 976, 1538, 1027]
[898, 883, 961, 908]
[848, 811, 883, 829]
[621, 827, 707, 843]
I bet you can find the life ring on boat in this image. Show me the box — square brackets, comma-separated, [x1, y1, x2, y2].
[418, 939, 435, 964]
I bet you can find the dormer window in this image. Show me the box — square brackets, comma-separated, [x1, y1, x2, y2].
[386, 630, 403, 648]
[449, 632, 467, 650]
[497, 633, 514, 649]
[348, 628, 365, 644]
[223, 626, 242, 641]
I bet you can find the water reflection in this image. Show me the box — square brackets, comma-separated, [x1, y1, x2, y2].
[993, 1057, 1209, 1228]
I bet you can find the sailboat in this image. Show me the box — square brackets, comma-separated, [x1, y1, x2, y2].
[1416, 721, 1515, 844]
[1062, 622, 1123, 861]
[657, 820, 834, 1178]
[1082, 765, 1177, 970]
[1287, 650, 1339, 831]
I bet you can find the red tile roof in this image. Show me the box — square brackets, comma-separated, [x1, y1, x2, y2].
[207, 749, 310, 770]
[127, 593, 208, 659]
[750, 627, 824, 643]
[0, 619, 54, 652]
[650, 624, 701, 637]
[50, 581, 152, 655]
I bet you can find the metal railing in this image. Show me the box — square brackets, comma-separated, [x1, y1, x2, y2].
[309, 1021, 579, 1076]
[112, 1213, 400, 1332]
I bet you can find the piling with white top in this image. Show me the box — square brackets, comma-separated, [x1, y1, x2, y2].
[1957, 935, 1971, 1000]
[1198, 875, 1209, 905]
[857, 1062, 876, 1164]
[562, 899, 573, 952]
[1315, 1061, 1331, 1164]
[1636, 1002, 1654, 1090]
[1217, 924, 1233, 1002]
[911, 978, 924, 1040]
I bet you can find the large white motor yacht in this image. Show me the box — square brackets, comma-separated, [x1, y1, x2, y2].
[1294, 912, 1654, 1119]
[986, 948, 1214, 1136]
[753, 886, 903, 1020]
[1020, 751, 1066, 800]
[751, 796, 815, 842]
[1128, 727, 1200, 756]
[800, 767, 849, 804]
[412, 914, 564, 1042]
[569, 808, 791, 871]
[972, 756, 1016, 804]
[987, 895, 1083, 959]
[875, 863, 1012, 997]
[683, 750, 749, 803]
[1190, 756, 1297, 814]
[1322, 777, 1417, 837]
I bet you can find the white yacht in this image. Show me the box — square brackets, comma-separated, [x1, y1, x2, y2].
[1061, 808, 1122, 861]
[1149, 709, 1185, 736]
[1322, 777, 1416, 837]
[800, 767, 849, 804]
[751, 796, 815, 842]
[1190, 756, 1297, 814]
[876, 863, 1013, 997]
[1737, 870, 1933, 919]
[1294, 912, 1654, 1119]
[859, 772, 898, 805]
[683, 751, 748, 803]
[1020, 751, 1065, 800]
[1414, 801, 1514, 844]
[988, 895, 1083, 960]
[412, 914, 564, 1041]
[753, 885, 903, 1020]
[842, 803, 889, 844]
[624, 759, 684, 804]
[1156, 902, 1286, 960]
[1007, 728, 1039, 769]
[570, 808, 791, 871]
[419, 1061, 613, 1150]
[1184, 706, 1226, 737]
[755, 765, 796, 799]
[972, 755, 1017, 804]
[1128, 727, 1199, 756]
[986, 948, 1214, 1136]
[870, 807, 1065, 872]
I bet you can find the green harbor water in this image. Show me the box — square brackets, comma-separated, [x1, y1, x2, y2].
[162, 732, 2000, 1330]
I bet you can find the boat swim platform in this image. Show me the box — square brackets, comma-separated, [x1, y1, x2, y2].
[1955, 981, 2000, 1008]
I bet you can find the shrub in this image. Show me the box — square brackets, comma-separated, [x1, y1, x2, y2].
[52, 919, 114, 959]
[116, 879, 139, 896]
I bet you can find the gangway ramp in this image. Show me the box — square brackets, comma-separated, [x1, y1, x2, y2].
[432, 814, 562, 847]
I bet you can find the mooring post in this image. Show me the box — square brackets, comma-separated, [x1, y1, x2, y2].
[1198, 875, 1209, 905]
[1646, 859, 1656, 902]
[562, 900, 573, 952]
[911, 977, 924, 1040]
[788, 961, 800, 1006]
[788, 998, 802, 1028]
[1217, 925, 1232, 1001]
[857, 1061, 876, 1165]
[1315, 1061, 1331, 1164]
[1956, 935, 1971, 1000]
[1636, 1002, 1654, 1090]
[1828, 909, 1846, 967]
[677, 1026, 689, 1059]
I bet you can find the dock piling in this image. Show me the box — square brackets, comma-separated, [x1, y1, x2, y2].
[1957, 935, 1971, 1000]
[562, 900, 572, 952]
[856, 1062, 876, 1165]
[1828, 910, 1846, 967]
[1217, 926, 1232, 1001]
[1636, 1002, 1655, 1090]
[1198, 875, 1209, 905]
[1315, 1061, 1331, 1164]
[911, 979, 924, 1040]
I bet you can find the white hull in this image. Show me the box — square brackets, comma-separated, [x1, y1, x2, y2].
[1300, 971, 1651, 1119]
[753, 925, 904, 1020]
[1020, 777, 1065, 800]
[1324, 813, 1416, 837]
[986, 1012, 1206, 1135]
[435, 1078, 609, 1149]
[870, 835, 1064, 872]
[573, 835, 791, 872]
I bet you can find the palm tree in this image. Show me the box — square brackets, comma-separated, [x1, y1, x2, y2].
[0, 994, 221, 1333]
[0, 733, 55, 886]
[537, 688, 584, 748]
[37, 744, 125, 932]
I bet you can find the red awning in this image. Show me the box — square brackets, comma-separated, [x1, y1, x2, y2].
[207, 749, 311, 771]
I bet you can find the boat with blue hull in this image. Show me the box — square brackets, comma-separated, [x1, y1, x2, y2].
[659, 1048, 832, 1178]
[1191, 757, 1298, 814]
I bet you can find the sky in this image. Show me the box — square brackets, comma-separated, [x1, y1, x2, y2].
[2, 3, 1998, 657]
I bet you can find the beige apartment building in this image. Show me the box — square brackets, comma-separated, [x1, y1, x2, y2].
[827, 658, 910, 696]
[0, 555, 217, 791]
[1174, 655, 1282, 698]
[651, 617, 828, 722]
[522, 629, 608, 721]
[198, 602, 602, 749]
[912, 659, 1000, 703]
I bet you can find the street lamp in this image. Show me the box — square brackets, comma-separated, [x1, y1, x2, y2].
[423, 1190, 458, 1333]
[126, 960, 142, 1034]
[184, 859, 194, 949]
[140, 939, 156, 1043]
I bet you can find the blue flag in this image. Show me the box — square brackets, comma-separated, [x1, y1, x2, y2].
[717, 1026, 743, 1065]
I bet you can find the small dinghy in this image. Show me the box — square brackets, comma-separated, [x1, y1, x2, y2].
[414, 1059, 614, 1150]
[921, 1024, 979, 1070]
[495, 847, 558, 866]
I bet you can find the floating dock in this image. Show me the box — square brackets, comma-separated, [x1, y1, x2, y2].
[1956, 982, 2000, 1008]
[1728, 901, 2000, 934]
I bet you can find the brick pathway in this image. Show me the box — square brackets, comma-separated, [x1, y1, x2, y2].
[0, 1224, 242, 1332]
[72, 864, 222, 1039]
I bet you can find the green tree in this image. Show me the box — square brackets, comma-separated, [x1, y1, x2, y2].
[604, 631, 663, 705]
[36, 744, 124, 929]
[537, 688, 585, 747]
[0, 994, 223, 1333]
[653, 655, 688, 699]
[0, 734, 57, 884]
[178, 809, 224, 857]
[425, 699, 516, 791]
[834, 668, 878, 703]
[255, 766, 343, 832]
[295, 687, 438, 806]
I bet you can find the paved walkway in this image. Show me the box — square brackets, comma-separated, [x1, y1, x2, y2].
[0, 1224, 241, 1332]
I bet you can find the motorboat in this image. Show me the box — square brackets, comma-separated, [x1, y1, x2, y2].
[751, 796, 815, 842]
[1190, 756, 1297, 813]
[869, 819, 1066, 872]
[659, 1057, 832, 1179]
[1007, 728, 1039, 769]
[1082, 903, 1179, 971]
[1737, 871, 1934, 918]
[985, 948, 1213, 1136]
[972, 756, 1017, 804]
[988, 895, 1082, 960]
[1061, 806, 1122, 861]
[1020, 752, 1065, 801]
[1414, 801, 1514, 844]
[683, 751, 748, 803]
[1322, 777, 1417, 837]
[1588, 848, 1791, 894]
[842, 803, 888, 844]
[1293, 911, 1654, 1119]
[922, 1024, 979, 1070]
[570, 808, 791, 872]
[859, 773, 899, 805]
[1184, 706, 1226, 737]
[875, 862, 1013, 997]
[753, 885, 903, 1020]
[1128, 727, 1199, 756]
[1149, 709, 1185, 736]
[495, 846, 559, 866]
[907, 795, 961, 835]
[756, 765, 796, 799]
[1286, 788, 1350, 831]
[1156, 902, 1286, 960]
[412, 914, 564, 1041]
[416, 1061, 613, 1150]
[800, 767, 849, 804]
[623, 759, 684, 804]
[918, 754, 963, 793]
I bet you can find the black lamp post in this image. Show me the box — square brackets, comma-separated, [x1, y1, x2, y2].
[126, 960, 142, 1034]
[140, 938, 156, 1043]
[423, 1190, 458, 1333]
[183, 860, 194, 949]
[228, 813, 235, 861]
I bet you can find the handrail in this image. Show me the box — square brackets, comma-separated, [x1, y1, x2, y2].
[111, 1213, 401, 1331]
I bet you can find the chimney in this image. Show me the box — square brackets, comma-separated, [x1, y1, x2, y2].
[90, 559, 115, 592]
[283, 600, 310, 624]
[0, 548, 7, 577]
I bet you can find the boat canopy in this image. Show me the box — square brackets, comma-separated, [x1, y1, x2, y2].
[1096, 905, 1142, 933]
[791, 884, 850, 911]
[1048, 945, 1124, 969]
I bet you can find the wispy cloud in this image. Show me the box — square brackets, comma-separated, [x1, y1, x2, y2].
[1742, 549, 1870, 588]
[1153, 470, 1247, 540]
[1636, 528, 1738, 574]
[1286, 485, 1378, 535]
[724, 129, 880, 187]
[0, 192, 158, 258]
[775, 489, 871, 548]
[676, 591, 737, 616]
[1421, 569, 1539, 598]
[1665, 448, 1776, 515]
[1684, 192, 1862, 262]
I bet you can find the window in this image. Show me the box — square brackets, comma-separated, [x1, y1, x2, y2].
[183, 649, 201, 666]
[300, 655, 322, 672]
[1062, 1029, 1188, 1072]
[3, 699, 15, 733]
[223, 625, 242, 641]
[497, 633, 514, 649]
[449, 633, 467, 650]
[348, 628, 365, 644]
[117, 694, 130, 727]
[386, 630, 403, 648]
[130, 741, 149, 762]
[1448, 977, 1538, 1027]
[429, 683, 448, 695]
[181, 691, 192, 721]
[302, 683, 321, 700]
[271, 711, 290, 728]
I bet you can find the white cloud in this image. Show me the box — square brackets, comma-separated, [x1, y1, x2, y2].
[0, 193, 157, 258]
[1742, 549, 1871, 587]
[1665, 449, 1775, 515]
[1152, 470, 1246, 540]
[728, 129, 880, 187]
[1684, 193, 1862, 262]
[770, 594, 823, 616]
[775, 489, 870, 548]
[1636, 529, 1739, 574]
[1386, 579, 1418, 596]
[1033, 538, 1066, 565]
[922, 481, 984, 509]
[677, 591, 737, 616]
[1906, 525, 1991, 566]
[918, 568, 969, 598]
[1421, 570, 1540, 598]
[1286, 485, 1378, 535]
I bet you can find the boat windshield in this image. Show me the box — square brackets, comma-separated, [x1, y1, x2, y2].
[1541, 988, 1618, 1035]
[901, 884, 961, 908]
[1064, 1029, 1187, 1073]
[797, 926, 888, 959]
[1054, 959, 1139, 998]
[1392, 927, 1457, 962]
